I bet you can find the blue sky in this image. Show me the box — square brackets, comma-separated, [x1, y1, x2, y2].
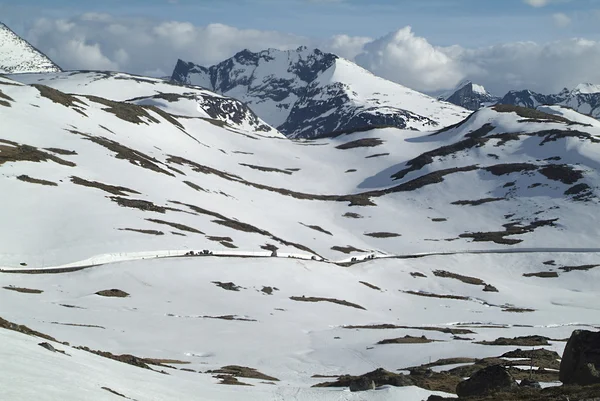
[2, 0, 599, 46]
[2, 0, 600, 94]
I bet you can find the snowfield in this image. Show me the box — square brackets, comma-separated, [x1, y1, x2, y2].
[1, 70, 600, 400]
[0, 23, 61, 74]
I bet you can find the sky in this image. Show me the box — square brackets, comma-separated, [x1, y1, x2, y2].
[1, 0, 600, 95]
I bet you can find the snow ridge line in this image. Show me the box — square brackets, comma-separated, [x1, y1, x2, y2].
[2, 247, 600, 274]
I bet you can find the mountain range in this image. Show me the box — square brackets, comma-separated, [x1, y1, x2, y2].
[171, 47, 470, 138]
[442, 80, 600, 120]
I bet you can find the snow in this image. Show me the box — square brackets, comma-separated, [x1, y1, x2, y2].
[471, 83, 488, 95]
[537, 105, 600, 127]
[174, 48, 471, 137]
[0, 23, 60, 74]
[2, 71, 600, 400]
[11, 71, 284, 138]
[313, 58, 471, 132]
[572, 83, 600, 95]
[1, 252, 599, 399]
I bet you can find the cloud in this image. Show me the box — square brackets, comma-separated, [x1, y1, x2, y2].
[523, 0, 571, 8]
[322, 34, 372, 60]
[354, 27, 465, 93]
[24, 15, 600, 96]
[553, 12, 572, 27]
[353, 26, 600, 95]
[524, 0, 552, 7]
[26, 14, 306, 77]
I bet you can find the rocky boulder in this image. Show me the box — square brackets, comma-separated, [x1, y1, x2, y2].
[349, 377, 376, 392]
[560, 330, 600, 386]
[519, 378, 542, 389]
[313, 368, 413, 390]
[456, 365, 518, 397]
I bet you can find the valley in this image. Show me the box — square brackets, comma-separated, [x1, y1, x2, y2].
[1, 17, 600, 401]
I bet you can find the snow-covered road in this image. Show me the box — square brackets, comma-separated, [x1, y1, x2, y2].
[3, 247, 600, 273]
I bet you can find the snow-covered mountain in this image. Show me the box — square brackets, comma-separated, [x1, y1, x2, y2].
[0, 22, 61, 74]
[440, 80, 499, 111]
[13, 71, 280, 136]
[498, 84, 600, 119]
[171, 47, 470, 138]
[2, 72, 600, 400]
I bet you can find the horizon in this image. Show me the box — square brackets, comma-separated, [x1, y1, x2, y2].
[2, 0, 600, 95]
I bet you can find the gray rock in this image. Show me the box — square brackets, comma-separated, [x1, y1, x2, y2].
[519, 378, 541, 389]
[444, 81, 499, 111]
[349, 377, 375, 392]
[456, 365, 518, 397]
[38, 342, 57, 352]
[560, 329, 600, 386]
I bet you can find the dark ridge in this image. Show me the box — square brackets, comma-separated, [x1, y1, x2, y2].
[16, 175, 57, 186]
[146, 219, 204, 234]
[539, 164, 583, 184]
[451, 198, 504, 206]
[239, 163, 293, 175]
[0, 139, 76, 167]
[492, 104, 572, 123]
[71, 176, 140, 196]
[119, 228, 164, 236]
[484, 163, 538, 176]
[110, 197, 167, 213]
[336, 138, 384, 150]
[290, 295, 366, 310]
[459, 219, 558, 245]
[300, 223, 333, 236]
[71, 132, 174, 176]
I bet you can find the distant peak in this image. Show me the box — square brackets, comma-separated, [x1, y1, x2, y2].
[455, 79, 473, 89]
[572, 83, 600, 95]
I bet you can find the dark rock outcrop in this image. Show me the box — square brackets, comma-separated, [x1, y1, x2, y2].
[456, 365, 518, 397]
[349, 377, 376, 392]
[560, 330, 600, 386]
[519, 378, 542, 389]
[314, 368, 414, 389]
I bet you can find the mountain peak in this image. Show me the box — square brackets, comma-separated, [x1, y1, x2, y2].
[0, 21, 61, 74]
[171, 49, 468, 138]
[572, 83, 600, 95]
[443, 80, 497, 111]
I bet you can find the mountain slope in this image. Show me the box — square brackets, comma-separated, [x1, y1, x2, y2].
[2, 74, 600, 264]
[441, 80, 499, 111]
[0, 22, 61, 74]
[12, 71, 282, 136]
[3, 73, 600, 400]
[171, 47, 470, 138]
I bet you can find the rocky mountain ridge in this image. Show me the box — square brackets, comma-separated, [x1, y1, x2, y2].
[171, 47, 469, 138]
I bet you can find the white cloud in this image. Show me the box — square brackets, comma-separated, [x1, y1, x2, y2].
[354, 27, 465, 93]
[523, 0, 572, 8]
[25, 15, 600, 96]
[524, 0, 552, 7]
[26, 15, 305, 77]
[322, 34, 372, 60]
[553, 12, 572, 27]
